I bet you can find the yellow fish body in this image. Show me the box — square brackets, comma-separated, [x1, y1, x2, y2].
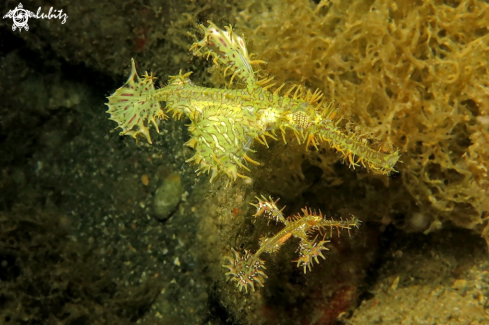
[106, 21, 400, 182]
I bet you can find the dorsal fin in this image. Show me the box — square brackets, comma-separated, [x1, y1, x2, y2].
[190, 21, 265, 89]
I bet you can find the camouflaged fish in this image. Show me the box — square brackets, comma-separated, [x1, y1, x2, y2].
[223, 195, 361, 292]
[106, 21, 400, 182]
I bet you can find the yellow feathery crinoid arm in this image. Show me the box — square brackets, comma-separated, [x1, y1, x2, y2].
[106, 59, 166, 144]
[190, 21, 261, 88]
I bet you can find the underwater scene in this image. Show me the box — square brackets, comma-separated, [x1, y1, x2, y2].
[0, 0, 488, 324]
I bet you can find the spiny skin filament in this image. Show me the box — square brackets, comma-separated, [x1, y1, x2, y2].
[223, 249, 267, 293]
[222, 196, 361, 292]
[106, 21, 400, 182]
